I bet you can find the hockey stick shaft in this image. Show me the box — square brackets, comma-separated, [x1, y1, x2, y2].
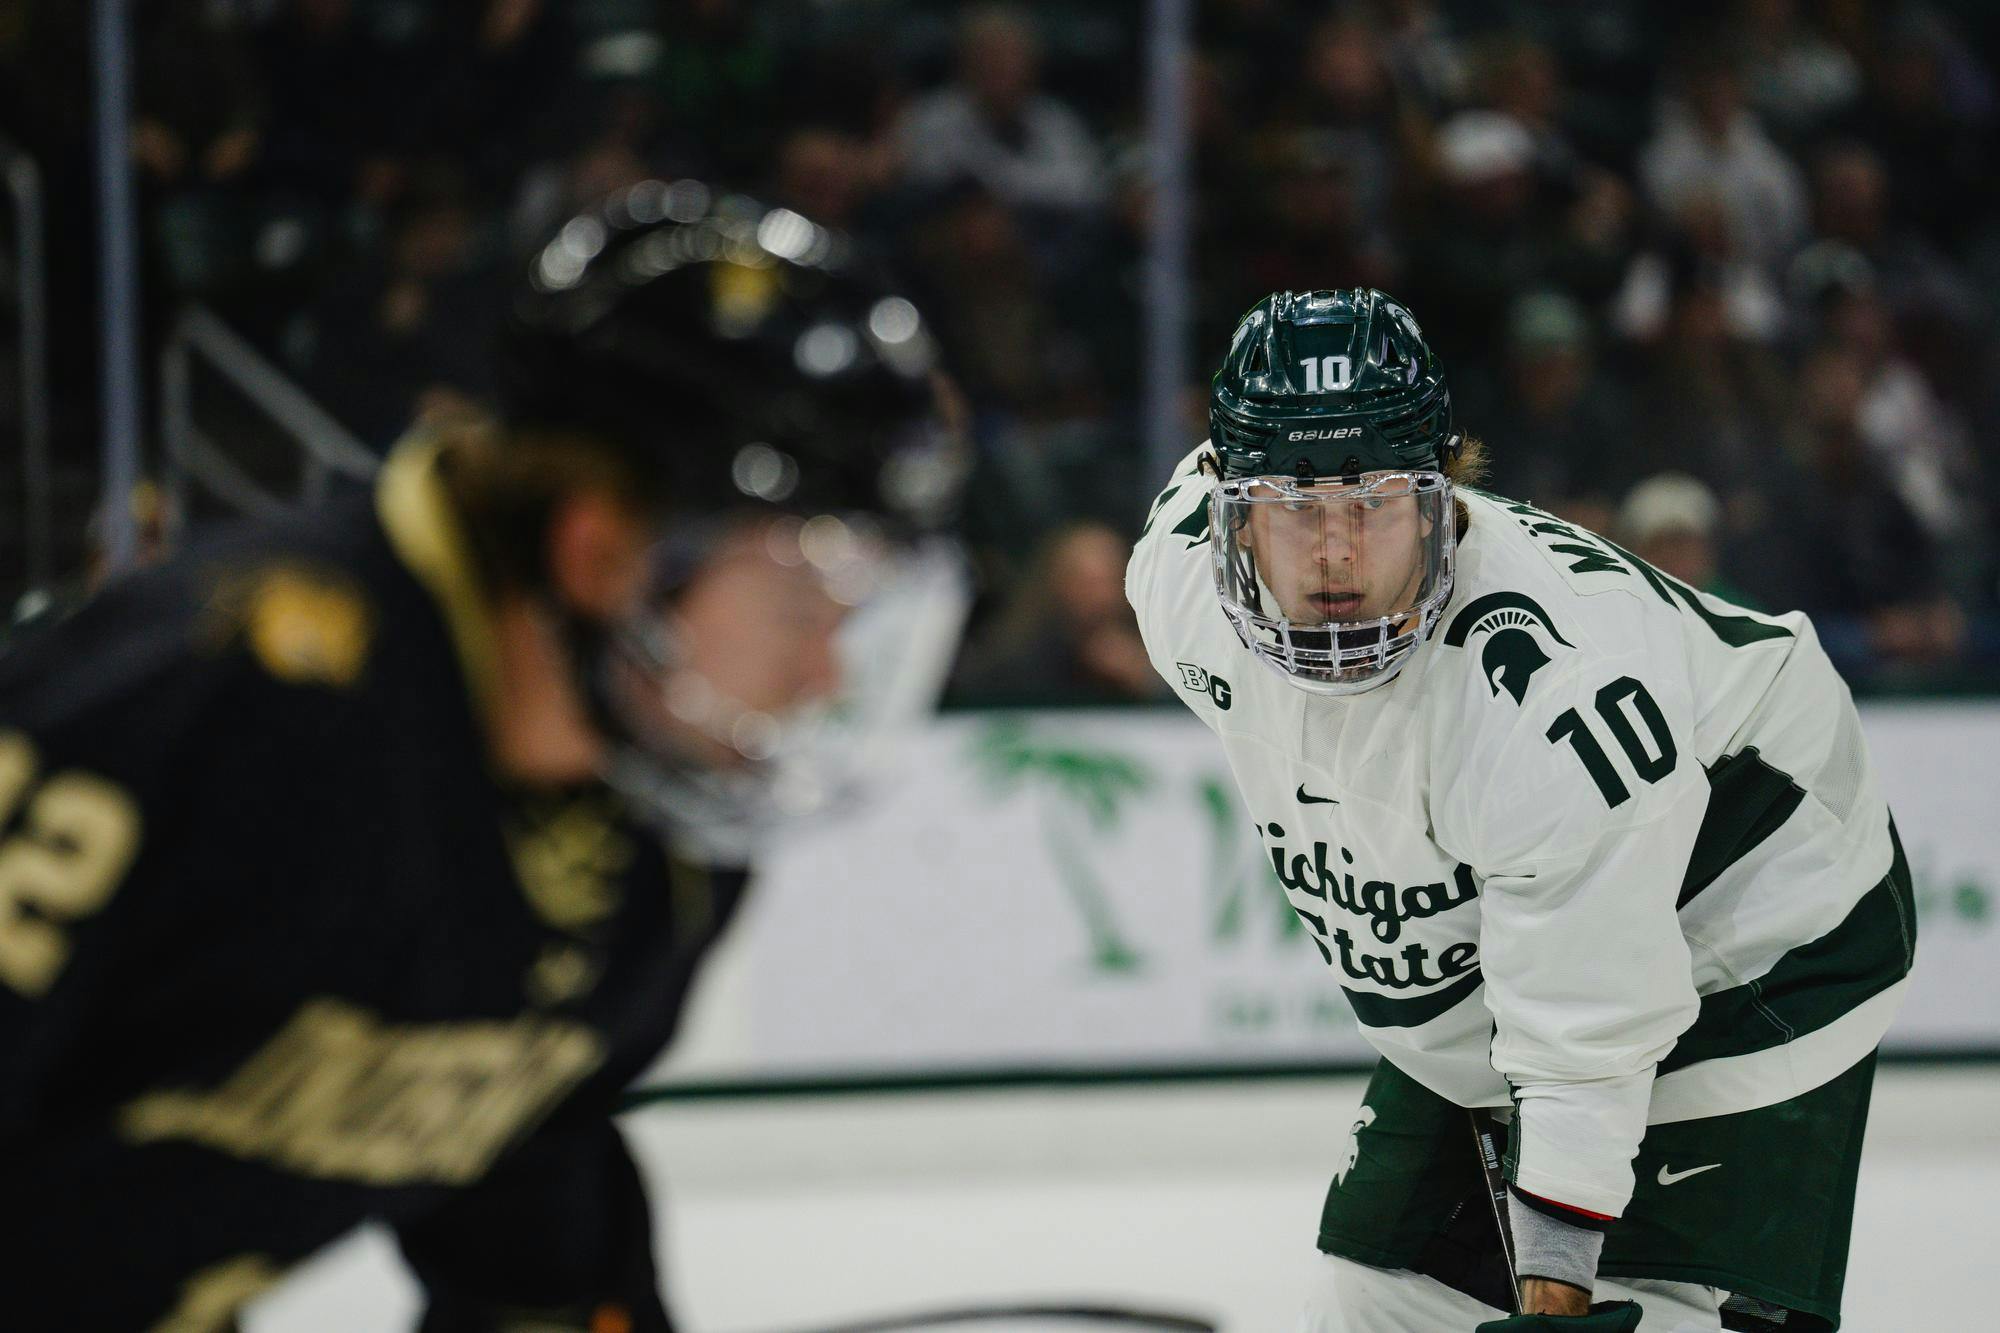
[1468, 1108, 1523, 1315]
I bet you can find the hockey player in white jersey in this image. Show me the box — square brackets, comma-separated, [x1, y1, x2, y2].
[1126, 290, 1913, 1332]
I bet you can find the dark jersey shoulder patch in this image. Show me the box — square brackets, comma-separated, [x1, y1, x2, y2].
[201, 562, 375, 689]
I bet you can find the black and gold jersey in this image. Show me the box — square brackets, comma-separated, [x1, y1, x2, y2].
[0, 442, 748, 1332]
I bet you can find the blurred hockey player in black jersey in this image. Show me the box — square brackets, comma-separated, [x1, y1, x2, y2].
[0, 184, 965, 1331]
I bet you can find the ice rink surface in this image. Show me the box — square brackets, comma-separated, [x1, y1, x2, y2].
[247, 1066, 1998, 1332]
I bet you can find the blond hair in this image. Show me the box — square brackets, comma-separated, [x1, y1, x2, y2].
[1446, 434, 1488, 536]
[1446, 434, 1489, 489]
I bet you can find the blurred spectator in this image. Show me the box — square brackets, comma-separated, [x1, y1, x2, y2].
[644, 0, 787, 181]
[1792, 142, 1987, 401]
[951, 522, 1167, 705]
[1801, 142, 1979, 316]
[1191, 47, 1360, 355]
[1612, 191, 1785, 345]
[1615, 472, 1747, 604]
[1499, 0, 1667, 168]
[907, 181, 1072, 418]
[1463, 35, 1641, 308]
[1637, 264, 1788, 467]
[1229, 135, 1398, 310]
[1198, 0, 1295, 82]
[895, 6, 1106, 218]
[1470, 33, 1575, 189]
[9, 480, 183, 642]
[1639, 51, 1809, 274]
[132, 5, 264, 196]
[1478, 291, 1630, 532]
[1550, 165, 1643, 308]
[420, 0, 575, 199]
[293, 166, 503, 447]
[1728, 0, 1862, 146]
[1857, 11, 1995, 250]
[1816, 286, 1994, 605]
[255, 0, 414, 210]
[902, 164, 1119, 561]
[1405, 110, 1556, 371]
[1282, 12, 1414, 243]
[1626, 265, 1796, 606]
[84, 479, 179, 592]
[131, 3, 283, 324]
[1378, 0, 1468, 117]
[1436, 110, 1534, 198]
[764, 9, 911, 144]
[506, 83, 699, 254]
[1782, 342, 1966, 666]
[768, 126, 891, 236]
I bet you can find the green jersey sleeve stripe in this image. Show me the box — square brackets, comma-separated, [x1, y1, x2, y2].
[1678, 747, 1808, 909]
[1661, 820, 1915, 1075]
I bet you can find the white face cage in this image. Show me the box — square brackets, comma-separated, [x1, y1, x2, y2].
[1208, 469, 1456, 697]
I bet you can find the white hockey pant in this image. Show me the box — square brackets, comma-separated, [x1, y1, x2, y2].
[1295, 1253, 1724, 1332]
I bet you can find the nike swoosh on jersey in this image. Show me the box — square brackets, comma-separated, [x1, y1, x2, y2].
[1296, 785, 1339, 805]
[1657, 1163, 1722, 1186]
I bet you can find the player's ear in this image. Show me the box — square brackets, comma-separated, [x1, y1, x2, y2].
[545, 489, 651, 620]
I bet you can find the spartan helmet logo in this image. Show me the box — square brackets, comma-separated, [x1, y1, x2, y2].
[1482, 629, 1551, 706]
[1442, 592, 1574, 708]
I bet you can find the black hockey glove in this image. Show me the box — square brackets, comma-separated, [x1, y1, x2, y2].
[1474, 1300, 1642, 1332]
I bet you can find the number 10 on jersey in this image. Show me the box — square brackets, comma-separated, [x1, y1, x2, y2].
[1545, 676, 1678, 808]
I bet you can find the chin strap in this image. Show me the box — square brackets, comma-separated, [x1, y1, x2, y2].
[549, 600, 629, 756]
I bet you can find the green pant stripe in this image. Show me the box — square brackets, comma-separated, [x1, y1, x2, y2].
[1662, 823, 1914, 1075]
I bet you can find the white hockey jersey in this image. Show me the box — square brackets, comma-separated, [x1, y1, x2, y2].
[1127, 448, 1914, 1219]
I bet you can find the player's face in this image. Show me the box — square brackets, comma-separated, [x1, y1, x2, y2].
[613, 513, 875, 771]
[677, 518, 851, 713]
[1243, 477, 1431, 628]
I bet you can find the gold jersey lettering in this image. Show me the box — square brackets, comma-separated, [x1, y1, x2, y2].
[0, 732, 143, 997]
[120, 998, 604, 1186]
[507, 796, 631, 933]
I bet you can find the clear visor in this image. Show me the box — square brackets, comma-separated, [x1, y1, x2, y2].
[600, 513, 969, 860]
[1212, 470, 1453, 690]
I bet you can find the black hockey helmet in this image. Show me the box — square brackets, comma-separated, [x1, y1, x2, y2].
[486, 185, 974, 853]
[496, 180, 965, 533]
[1209, 289, 1460, 481]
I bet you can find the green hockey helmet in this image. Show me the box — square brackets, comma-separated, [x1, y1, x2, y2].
[1205, 289, 1461, 697]
[1208, 288, 1460, 480]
